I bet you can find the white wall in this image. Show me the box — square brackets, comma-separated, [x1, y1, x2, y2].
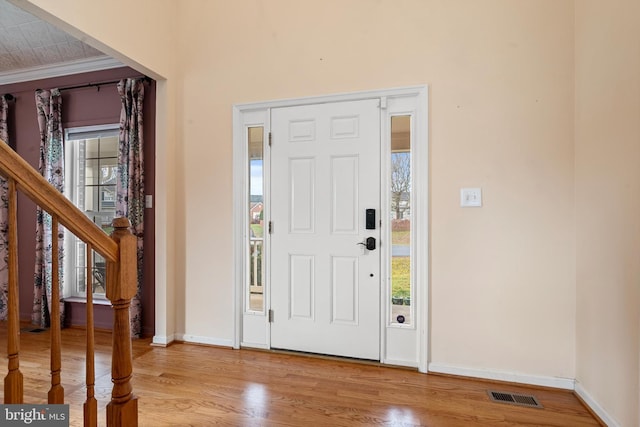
[575, 1, 640, 425]
[23, 0, 585, 394]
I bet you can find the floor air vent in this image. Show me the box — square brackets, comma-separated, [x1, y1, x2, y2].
[21, 327, 46, 333]
[488, 390, 543, 409]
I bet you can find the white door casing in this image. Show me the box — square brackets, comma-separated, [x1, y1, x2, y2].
[270, 99, 381, 360]
[233, 86, 428, 370]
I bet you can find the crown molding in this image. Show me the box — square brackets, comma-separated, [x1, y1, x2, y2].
[0, 56, 123, 86]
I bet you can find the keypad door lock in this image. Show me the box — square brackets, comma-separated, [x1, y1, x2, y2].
[366, 209, 376, 230]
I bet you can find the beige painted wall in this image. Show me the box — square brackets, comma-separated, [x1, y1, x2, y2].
[22, 0, 578, 383]
[575, 1, 640, 425]
[176, 0, 576, 377]
[15, 0, 176, 79]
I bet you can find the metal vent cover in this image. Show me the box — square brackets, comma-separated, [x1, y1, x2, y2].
[21, 327, 46, 334]
[488, 390, 543, 409]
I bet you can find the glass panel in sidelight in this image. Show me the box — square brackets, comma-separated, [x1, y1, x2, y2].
[390, 116, 412, 325]
[248, 127, 265, 313]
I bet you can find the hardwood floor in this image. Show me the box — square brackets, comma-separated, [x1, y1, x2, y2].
[1, 324, 601, 426]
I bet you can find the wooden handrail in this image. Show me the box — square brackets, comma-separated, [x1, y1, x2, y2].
[0, 140, 118, 262]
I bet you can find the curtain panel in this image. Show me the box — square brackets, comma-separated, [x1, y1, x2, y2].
[0, 95, 10, 320]
[116, 79, 145, 338]
[33, 89, 65, 327]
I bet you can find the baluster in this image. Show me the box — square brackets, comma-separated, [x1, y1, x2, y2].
[48, 215, 64, 403]
[258, 240, 263, 289]
[84, 244, 97, 426]
[252, 241, 258, 287]
[4, 178, 23, 403]
[106, 218, 138, 426]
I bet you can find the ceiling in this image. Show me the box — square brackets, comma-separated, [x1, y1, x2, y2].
[0, 0, 117, 83]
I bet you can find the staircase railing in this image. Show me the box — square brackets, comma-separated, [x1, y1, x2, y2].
[0, 139, 138, 426]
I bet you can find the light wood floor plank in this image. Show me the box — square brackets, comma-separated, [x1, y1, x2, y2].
[1, 324, 601, 426]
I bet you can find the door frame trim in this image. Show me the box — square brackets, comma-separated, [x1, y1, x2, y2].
[232, 86, 429, 372]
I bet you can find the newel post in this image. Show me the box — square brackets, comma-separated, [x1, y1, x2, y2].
[106, 218, 138, 426]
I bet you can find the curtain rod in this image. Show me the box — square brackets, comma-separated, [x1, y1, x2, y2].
[53, 76, 151, 92]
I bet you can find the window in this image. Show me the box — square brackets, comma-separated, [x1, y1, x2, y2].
[247, 126, 265, 312]
[390, 116, 412, 325]
[64, 125, 119, 299]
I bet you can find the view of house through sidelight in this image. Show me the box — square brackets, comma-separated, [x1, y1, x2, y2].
[390, 116, 412, 325]
[248, 127, 265, 312]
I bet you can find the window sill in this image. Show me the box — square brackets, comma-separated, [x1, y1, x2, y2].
[64, 296, 111, 306]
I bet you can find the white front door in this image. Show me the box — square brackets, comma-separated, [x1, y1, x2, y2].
[270, 99, 381, 360]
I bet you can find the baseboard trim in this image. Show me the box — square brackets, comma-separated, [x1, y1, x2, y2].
[427, 362, 575, 390]
[176, 333, 233, 348]
[152, 334, 175, 346]
[240, 342, 270, 350]
[574, 381, 619, 427]
[382, 358, 419, 369]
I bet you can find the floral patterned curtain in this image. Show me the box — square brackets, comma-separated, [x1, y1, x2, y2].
[0, 95, 10, 320]
[33, 89, 65, 327]
[116, 79, 144, 338]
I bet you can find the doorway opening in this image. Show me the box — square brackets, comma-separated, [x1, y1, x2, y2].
[233, 86, 429, 370]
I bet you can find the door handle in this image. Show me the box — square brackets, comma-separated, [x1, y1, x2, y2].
[357, 237, 376, 251]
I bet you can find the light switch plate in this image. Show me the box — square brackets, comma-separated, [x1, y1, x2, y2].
[145, 195, 153, 209]
[460, 188, 482, 207]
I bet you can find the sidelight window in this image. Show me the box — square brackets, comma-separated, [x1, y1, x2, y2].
[390, 116, 412, 325]
[247, 126, 265, 313]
